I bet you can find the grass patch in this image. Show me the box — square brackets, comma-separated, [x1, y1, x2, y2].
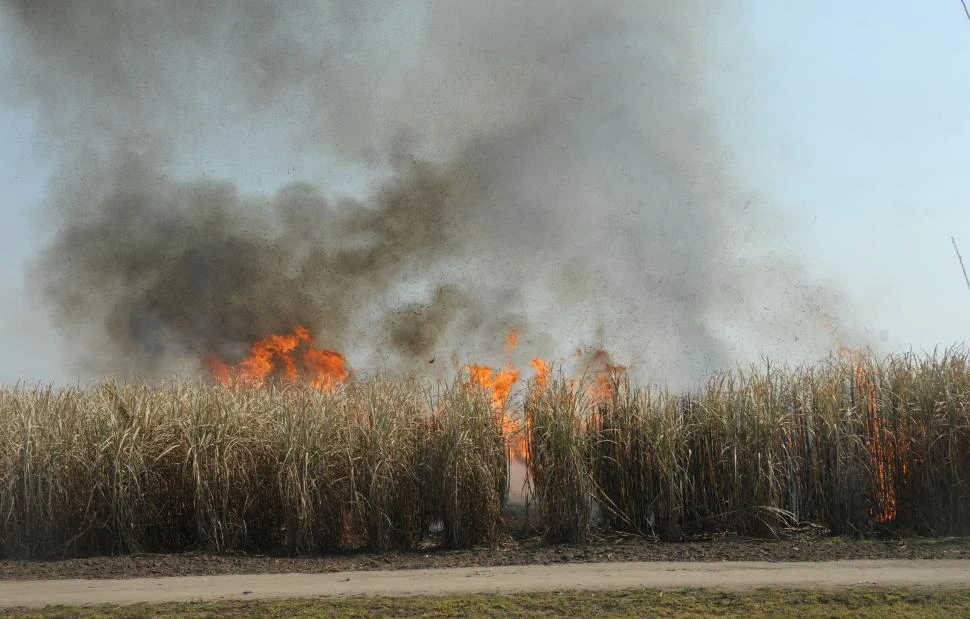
[7, 588, 970, 618]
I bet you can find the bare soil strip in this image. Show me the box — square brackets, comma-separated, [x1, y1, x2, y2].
[4, 537, 969, 581]
[1, 560, 968, 608]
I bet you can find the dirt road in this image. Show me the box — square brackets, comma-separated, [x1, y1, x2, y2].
[1, 559, 968, 608]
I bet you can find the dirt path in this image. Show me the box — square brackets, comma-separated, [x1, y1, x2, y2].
[4, 537, 969, 581]
[2, 560, 968, 608]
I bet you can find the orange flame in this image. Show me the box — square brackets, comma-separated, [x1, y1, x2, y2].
[205, 326, 349, 391]
[466, 328, 533, 461]
[505, 329, 518, 357]
[531, 357, 551, 390]
[467, 363, 521, 410]
[575, 347, 625, 404]
[840, 346, 902, 523]
[467, 328, 521, 409]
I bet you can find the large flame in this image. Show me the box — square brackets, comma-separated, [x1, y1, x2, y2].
[465, 329, 543, 462]
[465, 342, 626, 464]
[465, 329, 521, 407]
[205, 326, 349, 391]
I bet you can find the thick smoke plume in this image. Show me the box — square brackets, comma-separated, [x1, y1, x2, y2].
[2, 1, 855, 386]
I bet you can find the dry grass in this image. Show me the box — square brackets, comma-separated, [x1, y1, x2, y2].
[0, 379, 489, 558]
[423, 376, 506, 548]
[1, 348, 968, 558]
[585, 350, 970, 540]
[524, 373, 593, 543]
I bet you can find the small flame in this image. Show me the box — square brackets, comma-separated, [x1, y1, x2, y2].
[839, 344, 903, 523]
[204, 356, 232, 385]
[531, 357, 551, 390]
[205, 326, 349, 391]
[577, 347, 625, 404]
[505, 328, 518, 357]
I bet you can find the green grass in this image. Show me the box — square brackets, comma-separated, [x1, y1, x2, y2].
[7, 588, 970, 618]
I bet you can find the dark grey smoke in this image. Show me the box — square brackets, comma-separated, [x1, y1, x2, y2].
[2, 1, 856, 386]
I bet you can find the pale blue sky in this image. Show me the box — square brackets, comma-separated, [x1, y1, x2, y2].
[1, 3, 969, 383]
[727, 2, 970, 350]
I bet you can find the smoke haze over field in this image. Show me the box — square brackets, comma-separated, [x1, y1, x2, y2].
[1, 1, 859, 386]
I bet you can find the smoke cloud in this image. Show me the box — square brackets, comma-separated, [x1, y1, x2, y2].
[2, 1, 857, 386]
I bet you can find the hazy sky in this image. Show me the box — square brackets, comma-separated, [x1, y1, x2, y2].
[1, 3, 968, 384]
